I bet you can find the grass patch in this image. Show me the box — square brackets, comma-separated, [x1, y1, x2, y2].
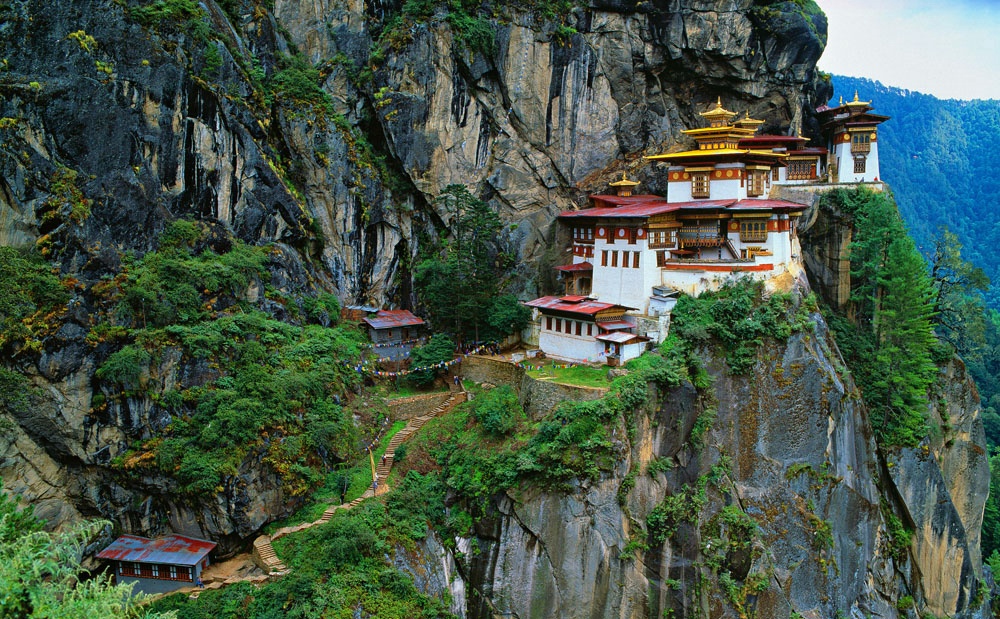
[526, 362, 610, 388]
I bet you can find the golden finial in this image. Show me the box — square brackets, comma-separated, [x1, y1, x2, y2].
[839, 95, 843, 106]
[853, 90, 860, 102]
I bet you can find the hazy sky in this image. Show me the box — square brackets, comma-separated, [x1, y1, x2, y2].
[818, 0, 1000, 100]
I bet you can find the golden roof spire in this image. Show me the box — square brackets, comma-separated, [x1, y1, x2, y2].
[699, 98, 737, 127]
[846, 91, 872, 107]
[839, 95, 843, 106]
[608, 170, 639, 196]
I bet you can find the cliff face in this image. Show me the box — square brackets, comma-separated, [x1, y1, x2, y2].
[0, 2, 990, 617]
[0, 0, 829, 543]
[460, 314, 988, 619]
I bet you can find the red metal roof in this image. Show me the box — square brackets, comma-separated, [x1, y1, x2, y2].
[524, 296, 636, 316]
[362, 309, 425, 330]
[96, 535, 216, 566]
[554, 262, 594, 272]
[727, 199, 805, 211]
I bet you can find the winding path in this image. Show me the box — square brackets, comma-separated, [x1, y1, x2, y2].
[249, 385, 467, 576]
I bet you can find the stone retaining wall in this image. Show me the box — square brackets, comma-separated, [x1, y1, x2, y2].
[462, 355, 609, 420]
[519, 376, 607, 420]
[386, 392, 451, 420]
[461, 355, 526, 388]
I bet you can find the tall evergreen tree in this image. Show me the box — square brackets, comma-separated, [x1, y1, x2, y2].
[415, 185, 505, 340]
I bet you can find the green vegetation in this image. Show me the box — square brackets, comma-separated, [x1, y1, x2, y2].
[402, 352, 682, 505]
[525, 362, 609, 388]
[0, 246, 70, 356]
[415, 185, 527, 341]
[152, 474, 455, 618]
[821, 187, 938, 447]
[646, 464, 729, 545]
[669, 279, 813, 374]
[267, 54, 333, 114]
[0, 491, 174, 618]
[470, 385, 522, 437]
[87, 222, 366, 497]
[831, 76, 1000, 307]
[407, 334, 456, 387]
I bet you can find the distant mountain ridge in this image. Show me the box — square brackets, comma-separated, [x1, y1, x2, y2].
[831, 75, 1000, 305]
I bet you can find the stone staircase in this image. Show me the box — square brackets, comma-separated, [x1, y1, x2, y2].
[252, 535, 287, 574]
[249, 384, 466, 576]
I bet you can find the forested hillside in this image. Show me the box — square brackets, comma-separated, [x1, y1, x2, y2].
[830, 76, 1000, 305]
[830, 76, 1000, 567]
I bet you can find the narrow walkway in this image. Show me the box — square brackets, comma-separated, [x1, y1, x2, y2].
[249, 384, 467, 577]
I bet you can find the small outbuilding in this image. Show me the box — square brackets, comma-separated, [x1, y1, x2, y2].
[362, 309, 427, 361]
[96, 534, 216, 595]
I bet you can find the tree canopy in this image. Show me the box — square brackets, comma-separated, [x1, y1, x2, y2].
[414, 185, 525, 342]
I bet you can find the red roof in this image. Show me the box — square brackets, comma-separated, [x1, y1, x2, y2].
[554, 262, 594, 272]
[363, 310, 425, 330]
[96, 535, 216, 566]
[524, 296, 635, 316]
[727, 199, 804, 212]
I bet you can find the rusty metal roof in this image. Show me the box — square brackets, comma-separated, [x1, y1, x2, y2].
[362, 309, 425, 330]
[96, 535, 216, 566]
[524, 296, 636, 316]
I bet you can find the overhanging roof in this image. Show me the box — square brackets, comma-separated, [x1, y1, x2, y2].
[555, 262, 594, 272]
[363, 309, 425, 330]
[96, 535, 216, 566]
[596, 332, 649, 344]
[524, 296, 636, 316]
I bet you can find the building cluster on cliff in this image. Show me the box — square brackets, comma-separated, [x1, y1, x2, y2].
[522, 94, 888, 365]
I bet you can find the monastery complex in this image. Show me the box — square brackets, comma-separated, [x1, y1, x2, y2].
[524, 94, 889, 365]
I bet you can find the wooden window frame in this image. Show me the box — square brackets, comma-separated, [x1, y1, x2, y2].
[611, 251, 618, 267]
[739, 220, 768, 243]
[747, 171, 765, 197]
[601, 250, 608, 267]
[576, 321, 582, 336]
[633, 252, 640, 268]
[691, 173, 710, 198]
[854, 156, 867, 174]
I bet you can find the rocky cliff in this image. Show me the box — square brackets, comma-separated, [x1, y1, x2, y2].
[0, 1, 991, 617]
[452, 306, 988, 619]
[0, 0, 830, 544]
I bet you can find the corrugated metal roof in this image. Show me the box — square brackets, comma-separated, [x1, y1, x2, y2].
[96, 535, 216, 566]
[597, 320, 633, 330]
[362, 310, 425, 330]
[524, 296, 636, 316]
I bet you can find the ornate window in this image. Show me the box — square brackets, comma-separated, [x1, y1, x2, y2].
[851, 132, 871, 154]
[854, 156, 867, 174]
[787, 160, 815, 180]
[691, 173, 710, 198]
[740, 220, 768, 243]
[747, 171, 765, 197]
[649, 229, 676, 248]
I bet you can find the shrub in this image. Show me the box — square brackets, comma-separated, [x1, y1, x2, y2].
[471, 385, 522, 437]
